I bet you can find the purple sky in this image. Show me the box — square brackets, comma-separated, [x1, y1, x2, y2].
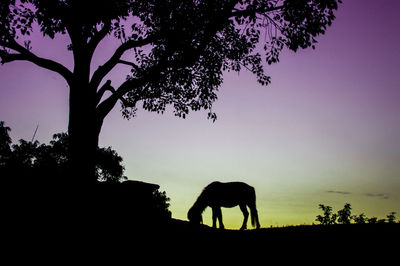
[1, 0, 400, 227]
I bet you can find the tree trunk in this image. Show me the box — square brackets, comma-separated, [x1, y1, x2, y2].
[68, 79, 101, 185]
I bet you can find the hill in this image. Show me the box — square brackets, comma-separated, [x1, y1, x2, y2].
[3, 180, 399, 260]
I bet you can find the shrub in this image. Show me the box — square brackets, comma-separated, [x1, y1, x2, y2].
[353, 213, 367, 224]
[386, 212, 396, 223]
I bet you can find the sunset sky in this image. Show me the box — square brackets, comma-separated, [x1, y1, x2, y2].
[1, 0, 399, 228]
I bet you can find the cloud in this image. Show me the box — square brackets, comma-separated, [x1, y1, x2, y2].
[324, 190, 390, 199]
[326, 190, 351, 195]
[364, 193, 390, 200]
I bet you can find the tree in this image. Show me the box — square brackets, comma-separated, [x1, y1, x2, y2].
[316, 204, 337, 225]
[0, 0, 342, 183]
[337, 203, 352, 224]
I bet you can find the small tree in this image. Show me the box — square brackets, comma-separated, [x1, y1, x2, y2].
[316, 204, 337, 225]
[337, 203, 352, 224]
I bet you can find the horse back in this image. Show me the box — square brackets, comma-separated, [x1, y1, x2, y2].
[204, 181, 255, 207]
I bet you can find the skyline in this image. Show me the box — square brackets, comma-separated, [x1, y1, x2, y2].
[1, 0, 400, 228]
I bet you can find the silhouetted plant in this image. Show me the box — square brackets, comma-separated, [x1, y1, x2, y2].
[386, 212, 396, 224]
[152, 190, 171, 220]
[337, 203, 352, 224]
[316, 204, 337, 225]
[316, 202, 398, 225]
[0, 121, 11, 158]
[353, 213, 367, 224]
[1, 121, 171, 227]
[0, 0, 342, 182]
[0, 122, 126, 183]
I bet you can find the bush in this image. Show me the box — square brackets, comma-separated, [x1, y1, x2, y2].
[353, 213, 367, 224]
[0, 122, 126, 183]
[316, 203, 398, 225]
[386, 212, 396, 223]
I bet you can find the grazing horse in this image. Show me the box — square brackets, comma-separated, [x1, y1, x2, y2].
[187, 181, 260, 230]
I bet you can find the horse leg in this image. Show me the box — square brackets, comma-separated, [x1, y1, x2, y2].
[215, 207, 224, 229]
[239, 204, 249, 230]
[212, 207, 218, 228]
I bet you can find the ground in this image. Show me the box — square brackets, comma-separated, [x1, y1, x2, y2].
[3, 181, 399, 261]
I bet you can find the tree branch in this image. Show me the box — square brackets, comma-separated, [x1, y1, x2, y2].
[95, 4, 236, 121]
[88, 22, 111, 56]
[90, 34, 158, 91]
[96, 79, 135, 108]
[117, 59, 140, 70]
[0, 51, 27, 63]
[96, 78, 144, 120]
[230, 4, 284, 18]
[95, 79, 112, 104]
[96, 79, 139, 108]
[0, 40, 73, 84]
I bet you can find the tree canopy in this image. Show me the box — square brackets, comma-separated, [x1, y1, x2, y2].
[1, 0, 342, 121]
[0, 0, 342, 182]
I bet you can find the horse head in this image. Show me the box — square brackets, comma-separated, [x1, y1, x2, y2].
[187, 206, 203, 225]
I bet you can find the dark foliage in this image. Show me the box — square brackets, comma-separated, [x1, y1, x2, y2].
[337, 203, 352, 224]
[316, 204, 337, 225]
[316, 203, 398, 225]
[0, 122, 126, 183]
[0, 121, 171, 229]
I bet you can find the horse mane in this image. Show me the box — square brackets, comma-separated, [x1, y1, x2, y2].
[192, 191, 207, 214]
[191, 183, 214, 214]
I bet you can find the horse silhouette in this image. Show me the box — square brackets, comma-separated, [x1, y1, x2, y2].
[188, 181, 260, 230]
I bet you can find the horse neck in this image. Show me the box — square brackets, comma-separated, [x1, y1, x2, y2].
[193, 195, 208, 213]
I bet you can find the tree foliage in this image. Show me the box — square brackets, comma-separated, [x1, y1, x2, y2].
[316, 203, 399, 225]
[0, 0, 342, 121]
[316, 204, 337, 225]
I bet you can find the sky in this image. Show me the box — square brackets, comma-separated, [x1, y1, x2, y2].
[1, 0, 400, 228]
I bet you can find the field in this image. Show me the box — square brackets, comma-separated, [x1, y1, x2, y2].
[4, 209, 399, 262]
[162, 219, 400, 260]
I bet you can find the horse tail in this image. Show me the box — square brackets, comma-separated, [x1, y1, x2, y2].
[249, 187, 260, 228]
[250, 204, 257, 227]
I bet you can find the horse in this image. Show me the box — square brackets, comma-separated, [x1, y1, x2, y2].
[187, 181, 260, 230]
